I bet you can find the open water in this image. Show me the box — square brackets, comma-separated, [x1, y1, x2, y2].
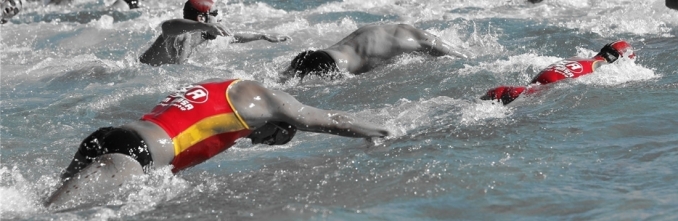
[2, 0, 678, 220]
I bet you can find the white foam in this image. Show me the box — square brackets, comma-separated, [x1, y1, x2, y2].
[0, 167, 42, 216]
[87, 14, 114, 29]
[459, 100, 514, 126]
[577, 59, 657, 86]
[361, 96, 514, 139]
[458, 53, 560, 80]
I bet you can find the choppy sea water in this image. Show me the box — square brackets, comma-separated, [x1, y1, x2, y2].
[2, 0, 678, 220]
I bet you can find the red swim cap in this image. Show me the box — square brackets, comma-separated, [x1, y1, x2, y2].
[610, 40, 635, 60]
[189, 0, 216, 13]
[598, 40, 635, 62]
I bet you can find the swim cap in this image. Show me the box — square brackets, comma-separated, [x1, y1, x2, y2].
[124, 0, 139, 9]
[290, 50, 340, 80]
[188, 0, 215, 13]
[184, 0, 217, 21]
[598, 40, 635, 63]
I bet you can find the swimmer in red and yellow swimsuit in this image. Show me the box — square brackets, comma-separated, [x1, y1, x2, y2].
[481, 40, 636, 105]
[47, 79, 390, 209]
[140, 79, 255, 172]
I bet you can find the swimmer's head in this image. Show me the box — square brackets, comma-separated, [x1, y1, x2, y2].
[184, 0, 221, 40]
[124, 0, 140, 9]
[597, 40, 635, 63]
[183, 0, 220, 23]
[248, 122, 297, 145]
[1, 0, 22, 24]
[290, 50, 340, 80]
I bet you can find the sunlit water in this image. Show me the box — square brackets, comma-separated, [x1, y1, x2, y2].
[2, 0, 678, 220]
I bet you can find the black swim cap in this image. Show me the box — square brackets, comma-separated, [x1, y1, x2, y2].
[598, 43, 620, 63]
[290, 50, 313, 68]
[124, 0, 139, 9]
[290, 50, 340, 80]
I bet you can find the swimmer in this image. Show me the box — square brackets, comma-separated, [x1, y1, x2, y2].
[44, 78, 390, 209]
[668, 0, 678, 10]
[139, 0, 291, 66]
[281, 23, 468, 81]
[480, 40, 636, 105]
[1, 0, 21, 24]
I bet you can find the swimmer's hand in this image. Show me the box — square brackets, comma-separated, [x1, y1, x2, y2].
[262, 34, 291, 43]
[206, 23, 233, 37]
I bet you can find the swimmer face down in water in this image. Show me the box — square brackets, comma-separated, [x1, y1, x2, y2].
[281, 23, 468, 82]
[480, 40, 636, 105]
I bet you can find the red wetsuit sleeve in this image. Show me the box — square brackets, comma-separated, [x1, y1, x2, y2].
[480, 86, 526, 105]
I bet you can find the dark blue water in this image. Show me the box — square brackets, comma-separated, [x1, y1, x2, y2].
[2, 0, 678, 220]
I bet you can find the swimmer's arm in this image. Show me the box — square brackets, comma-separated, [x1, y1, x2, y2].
[230, 32, 291, 43]
[270, 92, 389, 138]
[230, 80, 389, 138]
[426, 37, 468, 58]
[480, 85, 528, 105]
[175, 36, 192, 64]
[161, 19, 231, 37]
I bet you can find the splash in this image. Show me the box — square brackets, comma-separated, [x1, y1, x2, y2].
[577, 58, 657, 86]
[369, 96, 515, 139]
[0, 166, 44, 218]
[458, 53, 560, 81]
[459, 101, 514, 126]
[116, 167, 190, 217]
[42, 166, 189, 219]
[87, 14, 114, 29]
[554, 0, 677, 37]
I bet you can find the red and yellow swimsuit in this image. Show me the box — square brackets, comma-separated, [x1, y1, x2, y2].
[141, 79, 252, 173]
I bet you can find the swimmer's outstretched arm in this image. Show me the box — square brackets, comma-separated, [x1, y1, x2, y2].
[230, 32, 291, 43]
[161, 19, 232, 38]
[229, 80, 390, 138]
[276, 100, 390, 138]
[426, 37, 468, 58]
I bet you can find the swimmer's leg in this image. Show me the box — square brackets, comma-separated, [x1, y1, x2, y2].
[45, 153, 144, 210]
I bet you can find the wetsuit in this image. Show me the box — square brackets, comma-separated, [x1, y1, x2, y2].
[141, 79, 252, 173]
[290, 50, 340, 79]
[482, 56, 606, 105]
[530, 58, 605, 84]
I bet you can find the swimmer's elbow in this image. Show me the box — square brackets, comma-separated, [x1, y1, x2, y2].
[160, 21, 172, 32]
[160, 20, 188, 37]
